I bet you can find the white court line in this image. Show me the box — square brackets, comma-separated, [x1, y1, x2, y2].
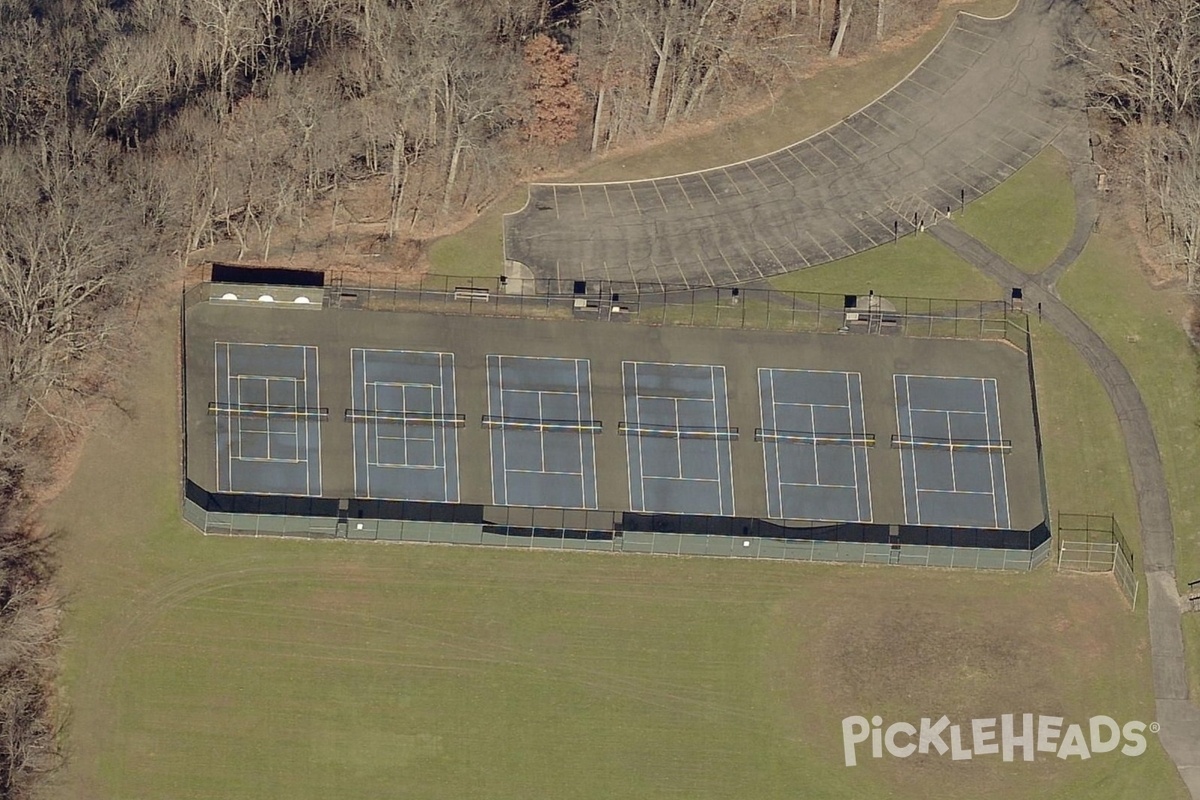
[845, 372, 864, 519]
[633, 363, 646, 511]
[442, 352, 456, 502]
[776, 401, 857, 409]
[237, 456, 304, 464]
[858, 375, 874, 522]
[536, 389, 547, 473]
[375, 428, 436, 443]
[347, 349, 359, 494]
[898, 372, 992, 381]
[640, 473, 722, 483]
[780, 479, 858, 489]
[359, 349, 369, 496]
[715, 365, 734, 516]
[354, 348, 457, 501]
[807, 405, 821, 486]
[486, 356, 500, 505]
[498, 357, 510, 504]
[674, 398, 685, 480]
[577, 360, 588, 506]
[308, 346, 317, 495]
[758, 369, 780, 519]
[225, 343, 236, 487]
[945, 411, 958, 493]
[215, 342, 319, 495]
[503, 388, 578, 397]
[622, 363, 637, 511]
[372, 461, 440, 470]
[905, 375, 920, 525]
[494, 355, 593, 508]
[636, 392, 717, 402]
[919, 488, 995, 496]
[988, 378, 1011, 527]
[908, 406, 987, 415]
[623, 359, 728, 370]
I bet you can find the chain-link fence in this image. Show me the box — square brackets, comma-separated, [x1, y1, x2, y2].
[1057, 512, 1139, 608]
[322, 273, 1029, 349]
[185, 498, 1051, 571]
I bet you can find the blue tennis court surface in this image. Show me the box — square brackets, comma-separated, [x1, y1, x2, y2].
[894, 374, 1011, 528]
[622, 361, 735, 516]
[349, 348, 460, 502]
[214, 342, 322, 495]
[486, 355, 599, 509]
[757, 368, 872, 522]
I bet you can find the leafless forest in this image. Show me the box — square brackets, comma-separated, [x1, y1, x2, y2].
[1069, 0, 1200, 292]
[4, 0, 1190, 797]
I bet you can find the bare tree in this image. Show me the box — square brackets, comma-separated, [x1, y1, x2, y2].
[830, 0, 852, 57]
[0, 131, 147, 399]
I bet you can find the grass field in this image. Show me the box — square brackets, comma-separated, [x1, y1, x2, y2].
[44, 297, 1187, 799]
[955, 146, 1078, 273]
[428, 0, 1019, 279]
[44, 0, 1196, 793]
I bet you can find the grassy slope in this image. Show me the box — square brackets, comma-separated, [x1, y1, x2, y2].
[428, 0, 1019, 279]
[768, 233, 1003, 301]
[45, 305, 1181, 799]
[955, 146, 1078, 273]
[1032, 322, 1139, 546]
[1057, 229, 1200, 705]
[1057, 233, 1200, 589]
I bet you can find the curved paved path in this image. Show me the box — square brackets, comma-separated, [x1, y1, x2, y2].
[928, 127, 1200, 795]
[504, 0, 1076, 288]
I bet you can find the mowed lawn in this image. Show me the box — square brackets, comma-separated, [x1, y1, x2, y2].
[955, 146, 1077, 273]
[43, 294, 1186, 800]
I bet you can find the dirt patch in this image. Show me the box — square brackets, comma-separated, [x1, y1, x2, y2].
[1185, 300, 1200, 353]
[765, 571, 1152, 797]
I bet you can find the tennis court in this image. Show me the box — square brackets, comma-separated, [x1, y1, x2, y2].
[486, 355, 600, 509]
[213, 342, 323, 496]
[894, 374, 1011, 528]
[621, 361, 736, 516]
[349, 348, 461, 502]
[186, 295, 1046, 542]
[757, 368, 873, 523]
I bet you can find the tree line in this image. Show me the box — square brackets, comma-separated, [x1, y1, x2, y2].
[0, 0, 940, 797]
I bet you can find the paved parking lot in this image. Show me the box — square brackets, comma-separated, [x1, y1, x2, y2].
[503, 1, 1073, 287]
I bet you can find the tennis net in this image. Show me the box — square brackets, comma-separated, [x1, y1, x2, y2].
[208, 401, 329, 421]
[890, 434, 1012, 453]
[481, 415, 603, 433]
[617, 422, 739, 440]
[755, 428, 876, 446]
[344, 410, 466, 426]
